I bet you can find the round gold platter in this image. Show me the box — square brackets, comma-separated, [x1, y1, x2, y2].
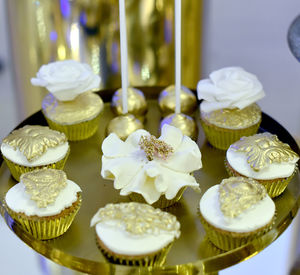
[0, 87, 299, 274]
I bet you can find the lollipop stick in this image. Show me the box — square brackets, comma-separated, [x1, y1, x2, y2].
[119, 0, 128, 114]
[175, 0, 181, 114]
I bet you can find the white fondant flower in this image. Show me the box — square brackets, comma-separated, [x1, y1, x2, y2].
[31, 60, 100, 101]
[101, 125, 202, 204]
[197, 67, 265, 112]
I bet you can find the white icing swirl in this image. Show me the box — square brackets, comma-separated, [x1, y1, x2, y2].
[31, 60, 100, 101]
[200, 185, 275, 233]
[197, 67, 265, 112]
[5, 179, 81, 217]
[101, 124, 202, 204]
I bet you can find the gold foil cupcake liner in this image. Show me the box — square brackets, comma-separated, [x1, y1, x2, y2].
[96, 235, 172, 267]
[128, 187, 186, 208]
[2, 148, 70, 182]
[44, 111, 102, 141]
[6, 193, 81, 240]
[225, 159, 298, 198]
[200, 118, 261, 150]
[198, 211, 275, 251]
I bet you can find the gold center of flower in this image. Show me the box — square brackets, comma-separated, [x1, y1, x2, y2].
[139, 135, 174, 161]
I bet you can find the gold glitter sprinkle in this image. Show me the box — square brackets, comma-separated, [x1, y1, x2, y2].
[201, 104, 261, 129]
[139, 135, 174, 161]
[92, 202, 180, 236]
[219, 177, 267, 218]
[3, 125, 67, 161]
[21, 169, 67, 208]
[231, 132, 299, 171]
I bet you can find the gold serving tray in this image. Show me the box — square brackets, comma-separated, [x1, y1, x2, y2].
[0, 87, 299, 274]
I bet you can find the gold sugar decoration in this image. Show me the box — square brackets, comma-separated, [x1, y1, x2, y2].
[231, 132, 299, 171]
[219, 177, 267, 218]
[3, 125, 67, 161]
[202, 104, 261, 129]
[139, 135, 174, 161]
[21, 169, 67, 208]
[95, 202, 180, 236]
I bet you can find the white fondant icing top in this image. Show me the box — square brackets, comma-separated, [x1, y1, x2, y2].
[200, 184, 275, 233]
[95, 220, 176, 255]
[226, 146, 297, 180]
[5, 179, 81, 217]
[1, 142, 69, 167]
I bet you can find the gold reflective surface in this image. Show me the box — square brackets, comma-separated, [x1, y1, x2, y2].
[0, 88, 299, 274]
[7, 0, 202, 119]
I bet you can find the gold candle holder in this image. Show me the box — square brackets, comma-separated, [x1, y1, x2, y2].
[160, 113, 198, 141]
[106, 114, 143, 141]
[111, 88, 148, 122]
[158, 85, 197, 117]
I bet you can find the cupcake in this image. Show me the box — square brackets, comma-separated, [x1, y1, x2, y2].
[197, 67, 265, 150]
[225, 132, 299, 198]
[5, 169, 82, 240]
[199, 177, 275, 251]
[101, 124, 202, 208]
[1, 125, 69, 181]
[31, 60, 104, 141]
[90, 202, 180, 266]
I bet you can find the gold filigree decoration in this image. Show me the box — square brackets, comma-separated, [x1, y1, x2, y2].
[3, 125, 67, 161]
[93, 202, 180, 236]
[201, 104, 261, 129]
[139, 135, 174, 161]
[21, 169, 67, 208]
[42, 92, 103, 124]
[231, 132, 299, 171]
[219, 177, 267, 218]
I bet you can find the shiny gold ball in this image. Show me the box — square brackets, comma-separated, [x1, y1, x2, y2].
[106, 114, 143, 140]
[160, 113, 198, 141]
[158, 85, 197, 117]
[111, 87, 148, 121]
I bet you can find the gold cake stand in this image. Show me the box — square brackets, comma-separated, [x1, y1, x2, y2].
[0, 87, 299, 275]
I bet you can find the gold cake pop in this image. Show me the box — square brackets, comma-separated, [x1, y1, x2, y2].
[106, 114, 143, 141]
[160, 113, 198, 141]
[111, 87, 148, 122]
[158, 85, 197, 117]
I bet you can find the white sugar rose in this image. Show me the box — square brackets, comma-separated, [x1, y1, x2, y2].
[101, 124, 202, 204]
[197, 67, 265, 112]
[31, 60, 100, 101]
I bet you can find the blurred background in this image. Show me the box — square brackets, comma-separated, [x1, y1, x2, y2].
[1, 0, 300, 274]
